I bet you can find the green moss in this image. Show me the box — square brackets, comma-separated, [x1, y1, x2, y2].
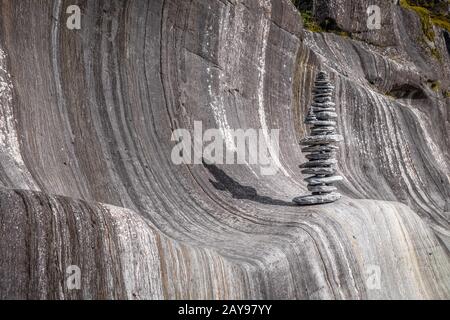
[431, 81, 440, 92]
[427, 80, 441, 92]
[293, 7, 351, 36]
[444, 90, 450, 98]
[383, 91, 396, 100]
[319, 18, 351, 37]
[300, 10, 324, 32]
[430, 47, 442, 61]
[400, 0, 450, 35]
[431, 16, 450, 33]
[399, 0, 450, 61]
[406, 0, 449, 16]
[400, 0, 435, 41]
[336, 31, 351, 37]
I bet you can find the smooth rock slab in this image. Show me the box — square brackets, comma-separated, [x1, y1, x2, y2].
[0, 0, 449, 301]
[293, 192, 342, 205]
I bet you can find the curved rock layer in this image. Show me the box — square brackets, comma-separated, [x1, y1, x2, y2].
[0, 0, 449, 299]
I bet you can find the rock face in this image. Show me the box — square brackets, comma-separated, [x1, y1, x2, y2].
[0, 0, 449, 300]
[294, 72, 343, 205]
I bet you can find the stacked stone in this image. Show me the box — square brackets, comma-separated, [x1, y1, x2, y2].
[294, 71, 343, 205]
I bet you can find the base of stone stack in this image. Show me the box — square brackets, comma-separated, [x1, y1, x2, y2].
[293, 192, 341, 205]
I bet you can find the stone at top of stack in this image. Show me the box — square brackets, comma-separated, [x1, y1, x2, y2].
[293, 71, 343, 205]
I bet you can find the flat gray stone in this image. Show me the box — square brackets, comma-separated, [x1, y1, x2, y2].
[314, 97, 332, 103]
[312, 102, 336, 108]
[305, 152, 336, 160]
[311, 131, 336, 136]
[293, 192, 341, 205]
[314, 84, 334, 89]
[310, 133, 335, 138]
[308, 185, 338, 193]
[308, 120, 337, 127]
[299, 159, 338, 168]
[306, 176, 343, 185]
[314, 92, 333, 97]
[300, 134, 343, 145]
[301, 145, 338, 153]
[316, 111, 338, 120]
[311, 125, 335, 130]
[305, 115, 317, 123]
[314, 93, 332, 97]
[313, 89, 334, 95]
[311, 107, 336, 112]
[311, 126, 336, 134]
[301, 167, 337, 175]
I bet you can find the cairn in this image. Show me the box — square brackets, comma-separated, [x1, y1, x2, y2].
[293, 71, 343, 205]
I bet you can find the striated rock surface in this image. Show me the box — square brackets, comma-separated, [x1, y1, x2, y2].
[0, 0, 449, 299]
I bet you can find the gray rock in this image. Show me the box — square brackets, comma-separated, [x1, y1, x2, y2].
[313, 90, 333, 95]
[300, 134, 343, 145]
[311, 126, 336, 134]
[293, 193, 342, 205]
[305, 108, 317, 123]
[301, 145, 338, 153]
[306, 176, 344, 185]
[308, 185, 338, 193]
[311, 131, 336, 136]
[301, 167, 338, 175]
[316, 111, 338, 119]
[311, 107, 336, 112]
[314, 97, 333, 103]
[314, 92, 333, 96]
[0, 0, 448, 301]
[305, 152, 336, 160]
[312, 102, 336, 107]
[308, 120, 337, 127]
[314, 86, 335, 90]
[299, 159, 338, 168]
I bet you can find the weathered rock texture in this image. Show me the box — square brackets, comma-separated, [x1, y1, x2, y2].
[294, 71, 343, 205]
[0, 0, 449, 299]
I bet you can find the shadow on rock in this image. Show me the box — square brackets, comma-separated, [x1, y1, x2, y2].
[203, 160, 296, 207]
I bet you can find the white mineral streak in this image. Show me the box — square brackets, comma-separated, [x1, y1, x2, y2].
[257, 0, 290, 177]
[206, 5, 234, 152]
[0, 48, 39, 190]
[104, 204, 164, 299]
[408, 107, 448, 175]
[204, 3, 259, 177]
